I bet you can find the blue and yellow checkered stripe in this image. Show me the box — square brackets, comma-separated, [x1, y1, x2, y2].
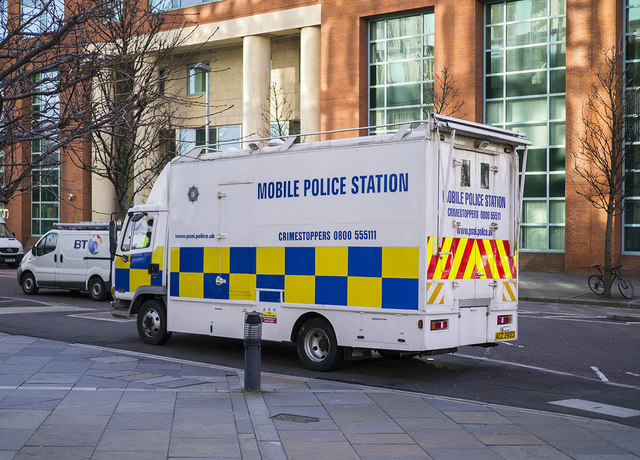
[115, 247, 164, 293]
[169, 246, 420, 310]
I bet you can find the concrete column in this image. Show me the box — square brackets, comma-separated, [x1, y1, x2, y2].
[300, 26, 321, 141]
[243, 35, 271, 142]
[91, 173, 117, 222]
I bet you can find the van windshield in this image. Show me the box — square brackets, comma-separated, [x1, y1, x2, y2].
[0, 223, 14, 238]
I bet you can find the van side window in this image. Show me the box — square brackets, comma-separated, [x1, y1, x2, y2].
[121, 216, 153, 251]
[481, 162, 490, 189]
[461, 160, 471, 187]
[36, 233, 58, 256]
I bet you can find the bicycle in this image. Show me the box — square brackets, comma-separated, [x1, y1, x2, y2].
[588, 264, 635, 299]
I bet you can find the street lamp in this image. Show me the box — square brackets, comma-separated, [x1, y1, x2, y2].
[193, 62, 212, 148]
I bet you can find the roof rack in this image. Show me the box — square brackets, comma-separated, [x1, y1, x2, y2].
[53, 222, 117, 230]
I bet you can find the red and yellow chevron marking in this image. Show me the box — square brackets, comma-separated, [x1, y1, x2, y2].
[427, 237, 517, 280]
[426, 282, 446, 305]
[503, 281, 517, 301]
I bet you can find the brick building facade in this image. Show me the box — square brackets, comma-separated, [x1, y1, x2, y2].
[2, 0, 639, 273]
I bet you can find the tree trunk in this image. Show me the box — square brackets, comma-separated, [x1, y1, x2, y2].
[603, 202, 614, 297]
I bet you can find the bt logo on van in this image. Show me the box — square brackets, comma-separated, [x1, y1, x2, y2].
[74, 235, 102, 255]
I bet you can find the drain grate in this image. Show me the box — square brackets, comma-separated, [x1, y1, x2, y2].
[271, 413, 320, 423]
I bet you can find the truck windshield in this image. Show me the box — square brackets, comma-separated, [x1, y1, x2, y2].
[121, 215, 153, 251]
[0, 223, 14, 238]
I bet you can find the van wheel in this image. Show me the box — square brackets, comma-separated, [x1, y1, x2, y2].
[137, 299, 172, 345]
[21, 272, 38, 295]
[296, 317, 343, 371]
[88, 276, 106, 301]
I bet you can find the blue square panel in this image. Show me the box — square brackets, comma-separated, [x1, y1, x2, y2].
[382, 278, 419, 310]
[180, 247, 204, 273]
[315, 276, 348, 306]
[257, 274, 285, 302]
[151, 271, 163, 286]
[130, 251, 152, 270]
[285, 247, 315, 275]
[170, 272, 180, 297]
[348, 247, 382, 277]
[230, 247, 256, 274]
[204, 273, 229, 300]
[115, 268, 129, 292]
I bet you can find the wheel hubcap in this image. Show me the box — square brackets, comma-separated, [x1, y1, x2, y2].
[304, 327, 329, 362]
[142, 309, 160, 337]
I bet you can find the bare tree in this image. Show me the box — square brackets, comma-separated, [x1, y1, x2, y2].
[423, 67, 466, 119]
[572, 46, 640, 296]
[66, 0, 220, 213]
[259, 82, 298, 141]
[0, 0, 101, 207]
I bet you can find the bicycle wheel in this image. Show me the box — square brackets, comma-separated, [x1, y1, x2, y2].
[588, 275, 605, 295]
[618, 277, 635, 299]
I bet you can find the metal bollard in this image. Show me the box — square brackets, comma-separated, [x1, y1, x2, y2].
[243, 311, 262, 391]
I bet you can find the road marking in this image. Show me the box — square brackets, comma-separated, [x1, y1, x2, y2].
[549, 399, 640, 418]
[67, 311, 135, 322]
[591, 366, 609, 382]
[626, 372, 640, 377]
[501, 341, 524, 348]
[0, 306, 93, 314]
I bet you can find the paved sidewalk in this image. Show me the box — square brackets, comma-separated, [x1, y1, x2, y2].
[519, 271, 640, 310]
[1, 333, 639, 459]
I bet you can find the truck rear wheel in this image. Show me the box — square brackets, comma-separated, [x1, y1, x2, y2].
[137, 299, 172, 345]
[21, 272, 38, 295]
[296, 317, 343, 371]
[88, 276, 106, 301]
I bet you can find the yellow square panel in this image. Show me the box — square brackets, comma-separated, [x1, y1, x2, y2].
[257, 247, 285, 275]
[130, 269, 150, 292]
[229, 273, 256, 301]
[348, 277, 381, 308]
[115, 256, 129, 270]
[315, 247, 348, 277]
[285, 275, 315, 304]
[382, 247, 419, 278]
[170, 247, 180, 273]
[204, 247, 230, 273]
[180, 272, 204, 298]
[152, 246, 164, 270]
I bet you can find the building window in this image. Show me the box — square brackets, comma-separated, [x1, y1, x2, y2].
[21, 0, 64, 34]
[187, 64, 208, 95]
[624, 1, 640, 253]
[368, 12, 435, 134]
[270, 120, 300, 139]
[485, 0, 566, 251]
[179, 124, 242, 154]
[31, 71, 60, 236]
[150, 0, 222, 13]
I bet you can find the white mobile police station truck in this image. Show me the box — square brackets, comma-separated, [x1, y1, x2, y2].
[18, 223, 112, 301]
[0, 216, 24, 268]
[110, 114, 530, 371]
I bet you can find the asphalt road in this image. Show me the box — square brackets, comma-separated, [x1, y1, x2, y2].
[1, 267, 639, 428]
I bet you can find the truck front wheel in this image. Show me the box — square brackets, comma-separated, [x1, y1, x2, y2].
[296, 317, 343, 371]
[137, 300, 172, 345]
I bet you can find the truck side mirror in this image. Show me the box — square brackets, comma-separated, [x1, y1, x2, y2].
[109, 220, 118, 259]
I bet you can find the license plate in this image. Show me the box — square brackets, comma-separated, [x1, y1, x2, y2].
[495, 330, 515, 341]
[4, 258, 15, 263]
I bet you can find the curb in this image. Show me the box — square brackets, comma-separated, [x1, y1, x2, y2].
[520, 295, 640, 309]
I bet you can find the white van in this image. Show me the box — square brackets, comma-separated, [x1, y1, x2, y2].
[0, 217, 24, 268]
[18, 223, 111, 301]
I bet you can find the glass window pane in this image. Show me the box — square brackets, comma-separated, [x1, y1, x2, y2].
[486, 51, 503, 74]
[550, 122, 565, 145]
[487, 26, 504, 49]
[486, 101, 504, 124]
[551, 0, 566, 15]
[486, 76, 504, 99]
[387, 107, 421, 125]
[524, 200, 547, 223]
[425, 13, 434, 34]
[511, 123, 548, 147]
[524, 174, 546, 197]
[625, 199, 640, 223]
[489, 4, 503, 24]
[461, 160, 471, 187]
[370, 42, 385, 63]
[550, 43, 566, 67]
[626, 171, 640, 195]
[550, 96, 565, 120]
[506, 71, 547, 97]
[549, 173, 565, 197]
[629, 7, 640, 34]
[550, 69, 566, 93]
[388, 61, 421, 84]
[481, 163, 490, 189]
[387, 38, 422, 60]
[507, 98, 546, 122]
[550, 226, 565, 249]
[387, 84, 421, 107]
[370, 21, 385, 41]
[626, 35, 640, 61]
[370, 87, 384, 109]
[550, 201, 565, 223]
[370, 64, 385, 86]
[424, 59, 434, 81]
[506, 20, 547, 46]
[550, 18, 566, 42]
[521, 226, 547, 249]
[549, 148, 565, 171]
[507, 46, 547, 72]
[387, 15, 422, 38]
[624, 226, 640, 251]
[525, 148, 547, 172]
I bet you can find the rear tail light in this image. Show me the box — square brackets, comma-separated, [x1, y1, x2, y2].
[430, 319, 448, 331]
[497, 315, 512, 325]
